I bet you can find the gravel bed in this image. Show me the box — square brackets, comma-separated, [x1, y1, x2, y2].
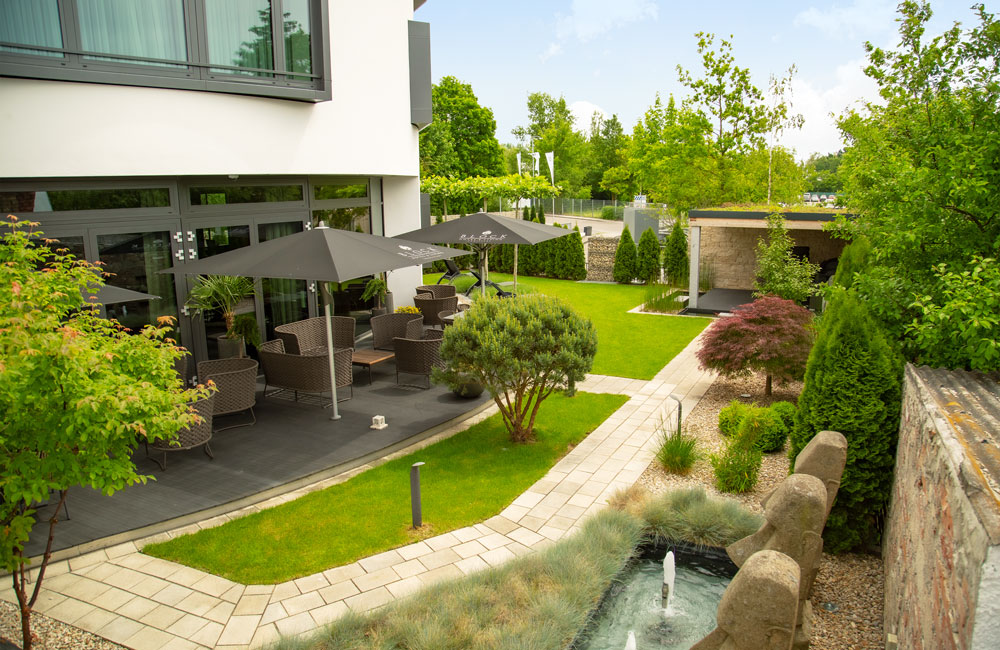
[638, 372, 884, 650]
[0, 600, 125, 650]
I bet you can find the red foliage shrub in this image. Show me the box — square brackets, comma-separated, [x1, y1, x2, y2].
[696, 296, 815, 395]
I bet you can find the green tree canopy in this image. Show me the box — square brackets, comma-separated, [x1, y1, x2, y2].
[753, 213, 820, 302]
[420, 76, 505, 180]
[513, 92, 591, 197]
[836, 1, 1000, 369]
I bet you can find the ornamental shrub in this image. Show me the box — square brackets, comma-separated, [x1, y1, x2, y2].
[770, 401, 797, 430]
[736, 406, 787, 453]
[697, 296, 814, 395]
[710, 443, 763, 494]
[612, 226, 637, 284]
[522, 205, 530, 220]
[831, 236, 871, 289]
[537, 203, 546, 224]
[753, 212, 820, 302]
[436, 294, 597, 443]
[636, 227, 661, 284]
[790, 289, 903, 553]
[718, 400, 752, 437]
[600, 206, 617, 220]
[663, 220, 689, 287]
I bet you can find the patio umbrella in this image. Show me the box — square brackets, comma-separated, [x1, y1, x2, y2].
[81, 284, 160, 305]
[395, 212, 572, 295]
[161, 226, 466, 421]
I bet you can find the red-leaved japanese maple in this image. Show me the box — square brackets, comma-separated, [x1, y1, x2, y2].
[696, 296, 815, 395]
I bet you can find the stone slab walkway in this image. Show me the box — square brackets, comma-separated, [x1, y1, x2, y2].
[3, 333, 715, 650]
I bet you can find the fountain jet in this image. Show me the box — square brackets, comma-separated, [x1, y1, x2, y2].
[662, 551, 676, 610]
[624, 630, 636, 650]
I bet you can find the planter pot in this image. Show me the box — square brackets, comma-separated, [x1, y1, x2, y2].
[218, 336, 245, 359]
[452, 379, 484, 399]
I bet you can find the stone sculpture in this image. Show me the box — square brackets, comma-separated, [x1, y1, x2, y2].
[787, 430, 848, 517]
[690, 549, 801, 650]
[728, 473, 827, 650]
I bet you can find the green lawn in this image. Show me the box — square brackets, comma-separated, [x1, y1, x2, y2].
[143, 391, 627, 584]
[425, 272, 711, 380]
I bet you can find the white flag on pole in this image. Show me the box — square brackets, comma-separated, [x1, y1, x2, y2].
[531, 152, 540, 175]
[516, 152, 522, 175]
[545, 151, 555, 186]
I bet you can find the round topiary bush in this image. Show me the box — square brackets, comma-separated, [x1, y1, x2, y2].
[718, 400, 752, 437]
[736, 405, 787, 453]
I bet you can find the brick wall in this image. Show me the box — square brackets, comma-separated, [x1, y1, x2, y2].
[586, 236, 618, 282]
[883, 365, 1000, 650]
[697, 227, 846, 290]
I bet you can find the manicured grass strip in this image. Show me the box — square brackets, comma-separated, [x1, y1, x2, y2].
[426, 272, 711, 380]
[144, 392, 628, 584]
[271, 508, 645, 650]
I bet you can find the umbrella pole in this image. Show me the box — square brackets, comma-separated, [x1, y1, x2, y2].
[483, 248, 489, 298]
[324, 300, 342, 421]
[513, 244, 519, 294]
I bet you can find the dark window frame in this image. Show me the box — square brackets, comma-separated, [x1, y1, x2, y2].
[0, 0, 331, 103]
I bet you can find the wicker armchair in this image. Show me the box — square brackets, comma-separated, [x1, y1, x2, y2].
[393, 336, 445, 388]
[259, 339, 353, 402]
[371, 313, 423, 351]
[415, 284, 457, 299]
[422, 329, 444, 341]
[414, 295, 459, 329]
[438, 309, 456, 326]
[275, 316, 355, 354]
[197, 358, 258, 431]
[148, 393, 215, 470]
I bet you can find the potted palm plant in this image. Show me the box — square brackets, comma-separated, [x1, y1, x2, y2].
[185, 275, 260, 358]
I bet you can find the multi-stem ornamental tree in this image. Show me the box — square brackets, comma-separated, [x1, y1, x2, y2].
[696, 296, 814, 396]
[435, 295, 597, 443]
[753, 212, 819, 303]
[0, 217, 209, 650]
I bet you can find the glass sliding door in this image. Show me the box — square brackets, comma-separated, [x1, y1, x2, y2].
[257, 220, 307, 339]
[94, 229, 180, 339]
[188, 222, 253, 359]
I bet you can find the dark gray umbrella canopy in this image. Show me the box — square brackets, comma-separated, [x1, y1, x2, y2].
[82, 285, 160, 305]
[161, 226, 464, 281]
[395, 211, 570, 248]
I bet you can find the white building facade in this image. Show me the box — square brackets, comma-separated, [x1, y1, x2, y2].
[0, 0, 431, 362]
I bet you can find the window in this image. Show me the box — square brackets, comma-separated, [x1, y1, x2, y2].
[189, 184, 303, 206]
[0, 187, 171, 212]
[0, 0, 329, 102]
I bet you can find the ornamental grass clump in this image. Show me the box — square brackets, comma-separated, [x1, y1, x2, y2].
[655, 421, 699, 475]
[639, 487, 762, 548]
[435, 294, 597, 443]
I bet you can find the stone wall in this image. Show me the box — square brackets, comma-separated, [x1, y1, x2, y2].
[697, 227, 847, 290]
[586, 236, 618, 282]
[883, 365, 1000, 650]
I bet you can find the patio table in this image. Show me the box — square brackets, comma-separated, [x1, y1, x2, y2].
[352, 348, 396, 384]
[441, 310, 468, 327]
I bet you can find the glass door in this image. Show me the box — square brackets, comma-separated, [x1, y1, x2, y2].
[88, 221, 186, 347]
[182, 220, 254, 360]
[256, 217, 311, 340]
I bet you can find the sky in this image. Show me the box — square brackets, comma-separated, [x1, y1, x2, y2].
[416, 0, 996, 161]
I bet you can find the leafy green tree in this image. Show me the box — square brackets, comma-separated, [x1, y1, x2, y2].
[587, 113, 628, 199]
[803, 151, 844, 192]
[790, 290, 903, 553]
[436, 294, 597, 443]
[636, 227, 661, 284]
[836, 2, 1000, 367]
[513, 93, 591, 197]
[420, 76, 504, 214]
[0, 217, 209, 650]
[663, 220, 689, 286]
[677, 33, 801, 202]
[600, 166, 632, 201]
[753, 213, 819, 302]
[613, 226, 638, 284]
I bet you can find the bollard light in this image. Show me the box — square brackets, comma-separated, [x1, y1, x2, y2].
[410, 462, 425, 528]
[668, 393, 683, 434]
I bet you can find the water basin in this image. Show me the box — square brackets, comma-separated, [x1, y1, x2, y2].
[577, 549, 734, 650]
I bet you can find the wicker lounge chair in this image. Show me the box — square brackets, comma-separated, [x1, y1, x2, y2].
[197, 358, 258, 431]
[371, 313, 423, 351]
[147, 393, 215, 471]
[414, 295, 458, 329]
[415, 284, 457, 299]
[437, 258, 472, 285]
[393, 335, 445, 388]
[259, 339, 353, 403]
[275, 316, 355, 353]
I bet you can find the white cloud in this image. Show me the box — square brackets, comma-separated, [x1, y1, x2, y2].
[569, 100, 608, 135]
[539, 42, 563, 62]
[778, 56, 880, 159]
[541, 0, 658, 60]
[794, 0, 897, 40]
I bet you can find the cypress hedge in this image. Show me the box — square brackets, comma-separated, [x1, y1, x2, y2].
[790, 289, 903, 553]
[636, 227, 661, 284]
[663, 220, 688, 286]
[612, 226, 637, 284]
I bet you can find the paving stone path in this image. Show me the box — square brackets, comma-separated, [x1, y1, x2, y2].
[2, 333, 715, 649]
